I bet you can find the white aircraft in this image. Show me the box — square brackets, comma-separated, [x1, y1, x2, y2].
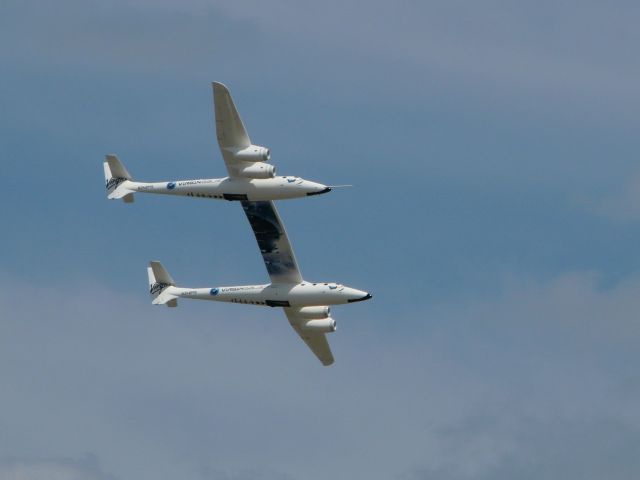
[104, 82, 331, 203]
[147, 199, 372, 366]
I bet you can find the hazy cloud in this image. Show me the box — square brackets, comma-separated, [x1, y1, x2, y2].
[1, 1, 639, 478]
[589, 172, 640, 222]
[199, 466, 294, 480]
[0, 456, 116, 480]
[405, 418, 640, 480]
[1, 271, 639, 479]
[2, 0, 639, 111]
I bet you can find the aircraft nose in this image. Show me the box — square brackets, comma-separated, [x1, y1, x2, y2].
[347, 290, 373, 303]
[306, 183, 331, 196]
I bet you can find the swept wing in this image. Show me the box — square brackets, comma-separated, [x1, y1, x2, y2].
[284, 307, 335, 366]
[213, 82, 269, 177]
[241, 200, 335, 364]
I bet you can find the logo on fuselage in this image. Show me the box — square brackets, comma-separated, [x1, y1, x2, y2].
[167, 182, 176, 190]
[210, 288, 219, 296]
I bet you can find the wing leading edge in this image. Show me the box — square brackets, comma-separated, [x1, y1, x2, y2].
[240, 201, 334, 365]
[213, 82, 263, 177]
[213, 82, 250, 149]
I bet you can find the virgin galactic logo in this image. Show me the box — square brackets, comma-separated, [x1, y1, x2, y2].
[167, 182, 176, 190]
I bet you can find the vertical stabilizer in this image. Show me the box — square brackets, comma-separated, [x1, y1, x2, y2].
[104, 154, 135, 201]
[147, 261, 178, 307]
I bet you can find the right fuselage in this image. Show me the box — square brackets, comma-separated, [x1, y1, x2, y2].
[126, 176, 330, 201]
[164, 282, 371, 307]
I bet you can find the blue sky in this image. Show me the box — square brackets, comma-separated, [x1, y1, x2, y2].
[2, 1, 640, 479]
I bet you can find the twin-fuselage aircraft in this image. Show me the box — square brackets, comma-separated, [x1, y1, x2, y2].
[105, 82, 371, 365]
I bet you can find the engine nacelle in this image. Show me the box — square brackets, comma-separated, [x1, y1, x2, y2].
[232, 145, 270, 163]
[296, 306, 330, 320]
[235, 162, 276, 179]
[301, 318, 336, 333]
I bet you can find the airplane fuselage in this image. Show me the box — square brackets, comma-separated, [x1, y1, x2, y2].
[121, 176, 330, 201]
[157, 282, 371, 307]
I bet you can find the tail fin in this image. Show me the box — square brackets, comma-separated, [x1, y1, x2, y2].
[104, 154, 135, 202]
[147, 261, 178, 307]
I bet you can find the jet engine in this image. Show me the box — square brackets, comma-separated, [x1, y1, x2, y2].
[301, 318, 336, 333]
[235, 162, 276, 179]
[297, 306, 330, 319]
[232, 145, 270, 162]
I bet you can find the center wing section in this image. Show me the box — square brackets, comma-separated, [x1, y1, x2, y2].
[240, 201, 303, 284]
[284, 307, 335, 366]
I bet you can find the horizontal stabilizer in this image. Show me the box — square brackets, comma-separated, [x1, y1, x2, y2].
[107, 184, 135, 200]
[152, 288, 179, 307]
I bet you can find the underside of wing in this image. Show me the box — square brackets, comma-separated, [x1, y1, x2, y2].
[241, 201, 302, 284]
[284, 308, 335, 366]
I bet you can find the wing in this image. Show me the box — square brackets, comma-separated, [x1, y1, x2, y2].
[241, 201, 303, 284]
[284, 308, 334, 366]
[212, 82, 251, 175]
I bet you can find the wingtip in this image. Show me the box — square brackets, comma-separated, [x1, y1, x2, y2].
[321, 353, 335, 366]
[212, 81, 229, 92]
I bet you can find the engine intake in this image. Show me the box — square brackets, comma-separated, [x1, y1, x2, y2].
[235, 162, 276, 179]
[232, 145, 270, 163]
[301, 318, 336, 333]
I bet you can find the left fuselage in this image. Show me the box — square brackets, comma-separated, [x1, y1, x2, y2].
[127, 176, 329, 201]
[164, 282, 371, 307]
